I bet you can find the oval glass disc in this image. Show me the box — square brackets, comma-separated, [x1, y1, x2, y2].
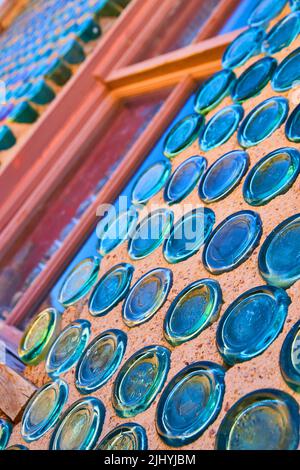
[200, 105, 244, 152]
[199, 150, 249, 203]
[97, 208, 138, 256]
[75, 329, 127, 394]
[272, 47, 300, 91]
[248, 0, 288, 27]
[164, 279, 222, 346]
[262, 12, 300, 54]
[0, 420, 12, 450]
[243, 147, 300, 206]
[222, 27, 265, 69]
[163, 114, 204, 158]
[194, 69, 236, 114]
[238, 97, 289, 148]
[163, 208, 215, 264]
[258, 213, 300, 288]
[59, 257, 100, 306]
[128, 208, 173, 260]
[18, 308, 61, 365]
[216, 285, 290, 365]
[46, 320, 91, 378]
[203, 210, 262, 274]
[122, 268, 173, 327]
[49, 397, 105, 450]
[88, 263, 134, 317]
[112, 345, 170, 418]
[280, 320, 300, 392]
[286, 103, 300, 142]
[6, 445, 28, 450]
[216, 389, 299, 450]
[164, 155, 207, 205]
[21, 379, 68, 442]
[156, 362, 225, 447]
[96, 423, 148, 450]
[131, 160, 171, 205]
[231, 57, 277, 103]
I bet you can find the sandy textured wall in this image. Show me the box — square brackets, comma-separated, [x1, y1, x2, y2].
[9, 23, 300, 450]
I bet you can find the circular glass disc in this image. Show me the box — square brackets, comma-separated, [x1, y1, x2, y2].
[164, 155, 207, 205]
[49, 397, 105, 450]
[280, 320, 300, 392]
[194, 69, 236, 114]
[88, 263, 134, 317]
[258, 213, 300, 288]
[163, 114, 205, 158]
[243, 147, 300, 206]
[216, 389, 299, 450]
[59, 257, 100, 307]
[164, 279, 222, 346]
[96, 423, 148, 450]
[200, 105, 244, 152]
[156, 362, 225, 447]
[272, 47, 300, 91]
[238, 97, 289, 148]
[248, 0, 288, 27]
[199, 150, 249, 203]
[262, 12, 300, 54]
[97, 208, 139, 256]
[21, 379, 68, 442]
[112, 345, 170, 417]
[286, 103, 300, 142]
[18, 308, 61, 365]
[46, 320, 91, 378]
[163, 208, 215, 264]
[122, 268, 173, 327]
[203, 210, 262, 274]
[128, 208, 173, 260]
[0, 420, 12, 450]
[131, 160, 171, 205]
[222, 27, 265, 69]
[75, 329, 127, 394]
[216, 285, 290, 365]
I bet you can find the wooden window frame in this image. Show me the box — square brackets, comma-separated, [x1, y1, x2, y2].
[0, 0, 244, 345]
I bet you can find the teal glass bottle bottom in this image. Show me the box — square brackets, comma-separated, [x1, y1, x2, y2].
[203, 210, 262, 274]
[222, 27, 265, 69]
[164, 279, 222, 346]
[97, 208, 138, 256]
[156, 362, 225, 447]
[112, 345, 171, 418]
[216, 389, 299, 450]
[262, 12, 300, 55]
[258, 213, 300, 288]
[131, 160, 171, 205]
[49, 397, 105, 450]
[200, 105, 244, 152]
[122, 268, 173, 327]
[46, 320, 91, 378]
[58, 257, 100, 306]
[96, 423, 148, 450]
[238, 97, 289, 148]
[0, 419, 12, 450]
[128, 208, 173, 260]
[89, 263, 134, 317]
[243, 147, 300, 206]
[21, 379, 68, 442]
[163, 208, 215, 264]
[272, 47, 300, 91]
[286, 103, 300, 143]
[163, 114, 204, 158]
[199, 150, 249, 203]
[194, 69, 236, 114]
[280, 320, 300, 392]
[248, 0, 288, 27]
[164, 155, 207, 205]
[216, 285, 290, 365]
[75, 329, 127, 394]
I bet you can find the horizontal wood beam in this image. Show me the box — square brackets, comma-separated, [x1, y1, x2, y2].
[103, 29, 243, 97]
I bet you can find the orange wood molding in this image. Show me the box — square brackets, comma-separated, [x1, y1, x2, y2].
[6, 77, 195, 327]
[104, 29, 244, 97]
